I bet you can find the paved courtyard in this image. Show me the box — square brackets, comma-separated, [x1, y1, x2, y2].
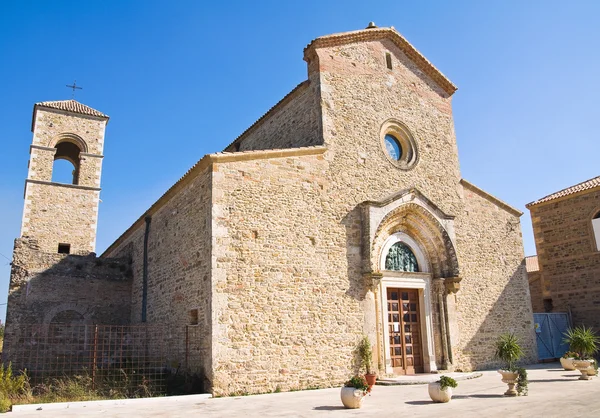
[10, 363, 600, 417]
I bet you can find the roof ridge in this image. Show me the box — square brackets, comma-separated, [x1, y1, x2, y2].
[526, 175, 600, 207]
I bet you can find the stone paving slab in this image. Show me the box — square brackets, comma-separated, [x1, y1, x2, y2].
[8, 363, 600, 417]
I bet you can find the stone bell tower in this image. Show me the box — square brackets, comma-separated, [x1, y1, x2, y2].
[21, 100, 109, 254]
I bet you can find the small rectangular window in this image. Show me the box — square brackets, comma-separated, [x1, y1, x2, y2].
[189, 308, 199, 325]
[58, 243, 71, 254]
[385, 52, 393, 70]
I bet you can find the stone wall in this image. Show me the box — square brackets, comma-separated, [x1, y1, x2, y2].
[3, 237, 132, 363]
[22, 182, 100, 254]
[528, 270, 545, 313]
[453, 182, 537, 369]
[211, 148, 340, 396]
[103, 165, 213, 381]
[223, 81, 322, 152]
[529, 189, 600, 328]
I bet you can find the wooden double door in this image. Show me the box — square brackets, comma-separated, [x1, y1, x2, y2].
[387, 288, 424, 375]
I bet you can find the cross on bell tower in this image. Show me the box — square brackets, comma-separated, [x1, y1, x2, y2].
[65, 80, 83, 99]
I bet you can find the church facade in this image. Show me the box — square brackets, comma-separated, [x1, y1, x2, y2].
[5, 24, 536, 396]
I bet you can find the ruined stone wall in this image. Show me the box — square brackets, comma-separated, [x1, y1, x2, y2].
[3, 237, 132, 362]
[530, 189, 600, 328]
[224, 81, 322, 152]
[453, 183, 537, 369]
[103, 166, 213, 380]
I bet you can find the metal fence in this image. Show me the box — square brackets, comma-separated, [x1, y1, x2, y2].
[3, 324, 203, 395]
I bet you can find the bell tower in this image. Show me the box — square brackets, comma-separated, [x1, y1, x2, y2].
[21, 100, 109, 254]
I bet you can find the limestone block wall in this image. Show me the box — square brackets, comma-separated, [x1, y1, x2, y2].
[4, 237, 132, 363]
[22, 182, 100, 254]
[224, 81, 323, 152]
[211, 148, 374, 396]
[78, 154, 103, 188]
[103, 166, 213, 380]
[453, 182, 537, 369]
[28, 147, 56, 182]
[311, 39, 462, 217]
[530, 189, 600, 328]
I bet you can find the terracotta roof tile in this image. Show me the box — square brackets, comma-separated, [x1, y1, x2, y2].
[525, 256, 539, 273]
[303, 26, 457, 96]
[526, 176, 600, 208]
[35, 100, 108, 118]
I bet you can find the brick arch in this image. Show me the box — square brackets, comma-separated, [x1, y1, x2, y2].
[371, 202, 460, 278]
[48, 132, 88, 153]
[42, 302, 92, 325]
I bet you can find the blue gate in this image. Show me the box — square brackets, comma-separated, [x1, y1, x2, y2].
[533, 313, 571, 360]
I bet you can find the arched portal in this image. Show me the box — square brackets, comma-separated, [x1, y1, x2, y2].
[365, 197, 461, 375]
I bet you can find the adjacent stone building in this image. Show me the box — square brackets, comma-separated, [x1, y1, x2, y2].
[527, 176, 600, 327]
[5, 24, 537, 396]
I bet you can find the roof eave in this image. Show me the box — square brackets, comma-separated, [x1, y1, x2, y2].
[31, 102, 109, 132]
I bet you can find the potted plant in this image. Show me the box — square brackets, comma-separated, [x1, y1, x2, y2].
[560, 351, 580, 371]
[358, 335, 376, 392]
[494, 332, 527, 396]
[428, 375, 457, 403]
[340, 375, 369, 409]
[563, 325, 599, 380]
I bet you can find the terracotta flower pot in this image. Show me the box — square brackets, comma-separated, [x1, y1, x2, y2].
[340, 387, 365, 409]
[364, 373, 377, 392]
[428, 382, 452, 403]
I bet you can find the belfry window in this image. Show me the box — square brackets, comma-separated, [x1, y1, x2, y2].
[51, 141, 81, 185]
[593, 211, 600, 251]
[385, 242, 419, 272]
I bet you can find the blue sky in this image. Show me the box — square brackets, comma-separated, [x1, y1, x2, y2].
[0, 1, 599, 322]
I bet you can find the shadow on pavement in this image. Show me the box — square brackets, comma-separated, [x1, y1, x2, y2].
[452, 394, 504, 399]
[314, 406, 346, 411]
[529, 378, 575, 383]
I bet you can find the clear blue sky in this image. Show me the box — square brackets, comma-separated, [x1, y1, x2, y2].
[1, 1, 599, 322]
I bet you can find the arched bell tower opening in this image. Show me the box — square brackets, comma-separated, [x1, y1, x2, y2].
[362, 189, 462, 375]
[52, 140, 83, 185]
